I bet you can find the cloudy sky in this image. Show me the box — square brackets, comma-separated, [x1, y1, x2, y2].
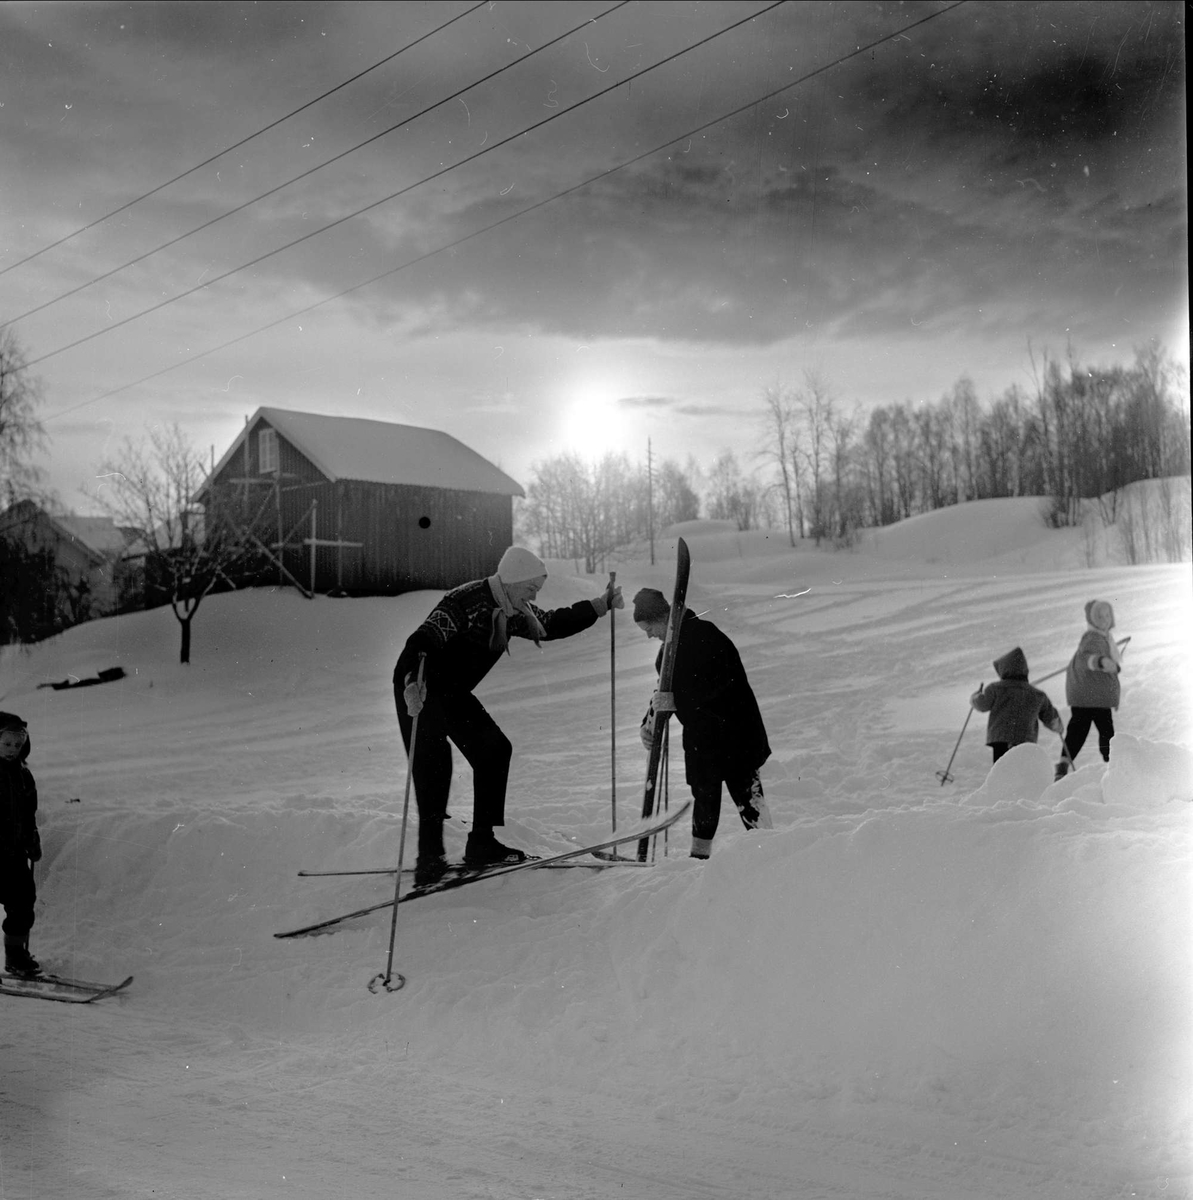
[1, 0, 1186, 512]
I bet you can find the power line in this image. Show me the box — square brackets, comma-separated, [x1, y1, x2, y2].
[7, 2, 631, 329]
[42, 0, 967, 423]
[0, 1, 487, 280]
[27, 2, 783, 370]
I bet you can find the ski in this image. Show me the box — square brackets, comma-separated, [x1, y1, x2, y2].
[589, 849, 654, 864]
[274, 801, 691, 939]
[298, 860, 634, 878]
[0, 972, 133, 1004]
[639, 537, 691, 860]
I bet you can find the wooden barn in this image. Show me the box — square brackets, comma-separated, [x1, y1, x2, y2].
[197, 408, 524, 596]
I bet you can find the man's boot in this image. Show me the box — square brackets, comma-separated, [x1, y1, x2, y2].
[4, 935, 41, 978]
[463, 829, 528, 867]
[414, 818, 448, 888]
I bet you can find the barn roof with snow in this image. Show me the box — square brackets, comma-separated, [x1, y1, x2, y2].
[205, 407, 523, 497]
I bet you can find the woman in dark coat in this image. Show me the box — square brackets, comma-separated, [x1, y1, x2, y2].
[633, 588, 771, 858]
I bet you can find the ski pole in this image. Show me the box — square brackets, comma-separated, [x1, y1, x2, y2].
[1056, 731, 1075, 776]
[937, 688, 979, 785]
[609, 570, 617, 833]
[1032, 637, 1131, 686]
[370, 653, 425, 995]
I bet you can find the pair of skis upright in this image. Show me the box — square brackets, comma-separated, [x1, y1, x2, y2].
[637, 538, 691, 859]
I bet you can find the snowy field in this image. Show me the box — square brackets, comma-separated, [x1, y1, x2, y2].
[1, 496, 1190, 1200]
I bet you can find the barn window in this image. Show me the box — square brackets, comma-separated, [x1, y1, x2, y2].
[418, 516, 431, 529]
[258, 428, 278, 474]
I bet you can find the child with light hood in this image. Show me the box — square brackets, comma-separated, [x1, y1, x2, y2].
[1055, 599, 1124, 779]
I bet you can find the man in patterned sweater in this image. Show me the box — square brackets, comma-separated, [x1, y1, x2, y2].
[394, 547, 622, 885]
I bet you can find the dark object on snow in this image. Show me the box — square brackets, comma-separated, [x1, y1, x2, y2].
[39, 666, 126, 691]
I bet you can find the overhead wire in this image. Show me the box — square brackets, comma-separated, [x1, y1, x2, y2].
[42, 0, 967, 422]
[27, 0, 784, 370]
[0, 1, 489, 280]
[6, 1, 632, 327]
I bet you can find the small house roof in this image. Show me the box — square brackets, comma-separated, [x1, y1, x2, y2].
[204, 408, 524, 497]
[56, 514, 130, 556]
[0, 501, 122, 565]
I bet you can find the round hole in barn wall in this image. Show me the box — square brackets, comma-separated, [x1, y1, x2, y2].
[418, 516, 431, 529]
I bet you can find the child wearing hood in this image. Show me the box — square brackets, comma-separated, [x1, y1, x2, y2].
[970, 647, 1063, 763]
[1055, 599, 1123, 779]
[0, 712, 42, 977]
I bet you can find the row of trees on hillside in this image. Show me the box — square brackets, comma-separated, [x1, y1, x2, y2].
[518, 345, 1190, 566]
[763, 347, 1189, 544]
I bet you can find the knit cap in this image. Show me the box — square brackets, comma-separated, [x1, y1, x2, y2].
[632, 588, 670, 624]
[0, 711, 27, 732]
[1085, 599, 1115, 632]
[497, 546, 547, 584]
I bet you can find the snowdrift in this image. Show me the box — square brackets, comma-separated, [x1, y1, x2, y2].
[1, 500, 1190, 1198]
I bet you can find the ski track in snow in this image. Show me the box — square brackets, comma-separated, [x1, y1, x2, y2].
[0, 502, 1190, 1199]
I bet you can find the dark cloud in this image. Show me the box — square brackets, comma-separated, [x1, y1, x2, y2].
[304, 2, 1181, 354]
[616, 395, 676, 410]
[674, 403, 740, 417]
[2, 2, 1184, 399]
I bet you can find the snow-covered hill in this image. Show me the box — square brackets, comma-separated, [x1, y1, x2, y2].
[1, 496, 1190, 1199]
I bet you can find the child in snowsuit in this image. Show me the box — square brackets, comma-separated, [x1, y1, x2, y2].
[634, 588, 772, 859]
[970, 647, 1063, 763]
[1055, 599, 1123, 779]
[0, 711, 42, 977]
[395, 546, 622, 886]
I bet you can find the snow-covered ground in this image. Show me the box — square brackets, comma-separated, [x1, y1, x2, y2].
[1, 496, 1190, 1200]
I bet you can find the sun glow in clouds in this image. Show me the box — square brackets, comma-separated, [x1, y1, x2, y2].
[554, 373, 635, 460]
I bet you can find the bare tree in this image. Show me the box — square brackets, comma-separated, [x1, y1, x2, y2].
[0, 326, 47, 506]
[655, 459, 700, 529]
[889, 404, 918, 519]
[862, 406, 897, 525]
[948, 377, 980, 503]
[520, 450, 650, 572]
[797, 371, 834, 542]
[706, 451, 760, 531]
[913, 402, 952, 510]
[757, 384, 800, 546]
[828, 406, 858, 539]
[93, 424, 246, 664]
